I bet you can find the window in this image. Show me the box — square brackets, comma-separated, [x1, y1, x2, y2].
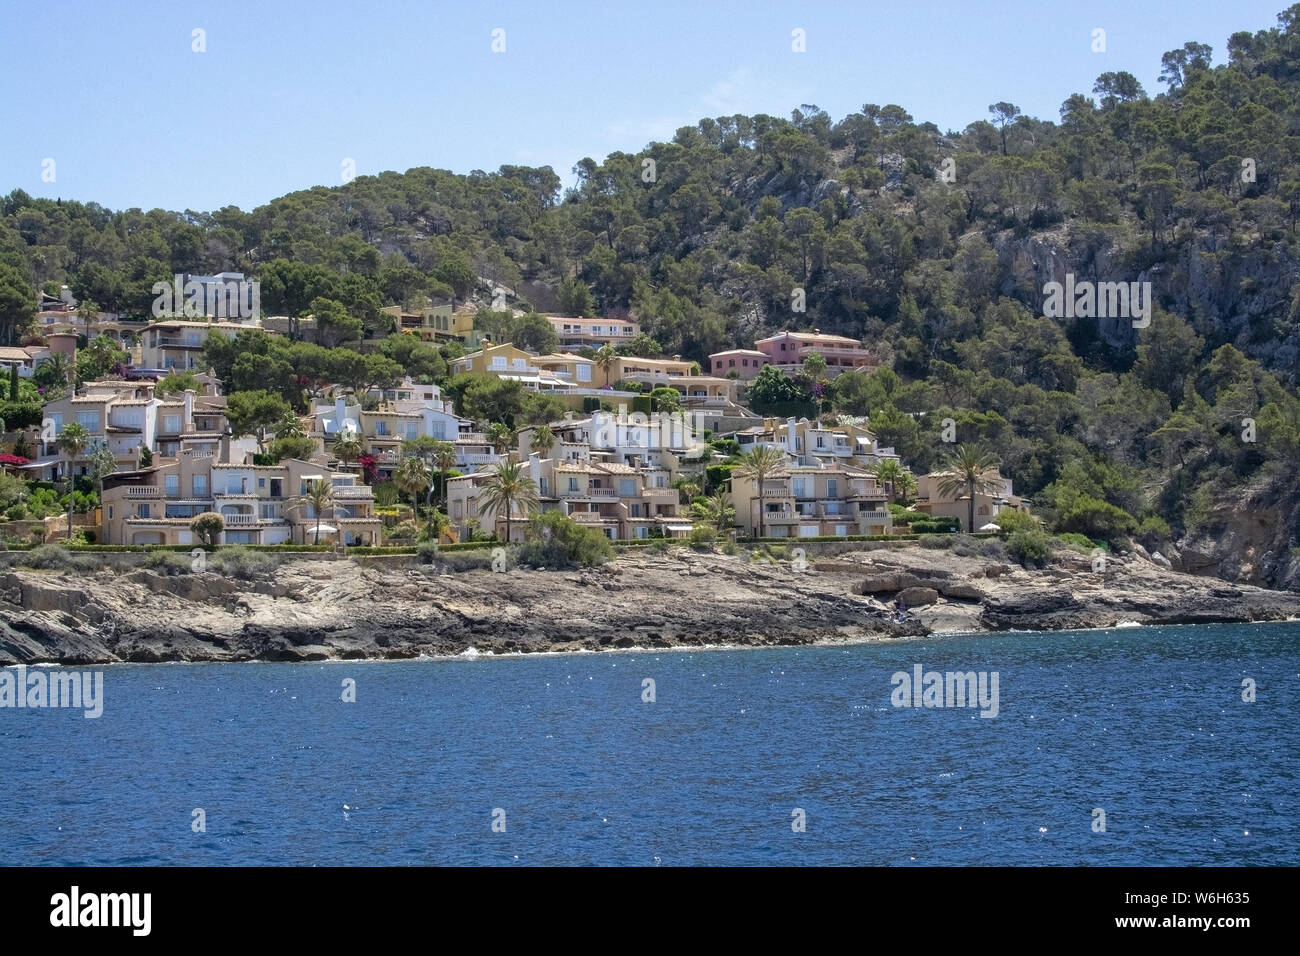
[270, 479, 282, 498]
[375, 422, 388, 436]
[827, 478, 837, 497]
[163, 415, 181, 433]
[261, 504, 276, 519]
[107, 506, 113, 520]
[816, 435, 825, 448]
[539, 477, 549, 495]
[258, 477, 265, 488]
[792, 478, 806, 497]
[728, 359, 735, 367]
[577, 365, 590, 382]
[164, 475, 179, 496]
[192, 475, 208, 496]
[742, 359, 749, 367]
[636, 526, 649, 538]
[138, 504, 150, 518]
[618, 479, 637, 497]
[568, 477, 578, 492]
[77, 411, 100, 431]
[48, 413, 63, 434]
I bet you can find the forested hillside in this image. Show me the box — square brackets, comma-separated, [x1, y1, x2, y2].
[2, 6, 1300, 586]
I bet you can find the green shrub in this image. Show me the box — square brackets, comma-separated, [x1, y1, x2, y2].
[515, 511, 613, 569]
[211, 546, 278, 580]
[688, 526, 716, 550]
[990, 509, 1037, 534]
[18, 544, 95, 572]
[417, 540, 440, 563]
[1135, 514, 1171, 545]
[1055, 532, 1095, 552]
[1006, 529, 1051, 566]
[144, 551, 195, 575]
[4, 503, 27, 520]
[438, 550, 495, 572]
[910, 517, 960, 534]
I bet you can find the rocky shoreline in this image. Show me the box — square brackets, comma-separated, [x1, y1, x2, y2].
[1, 546, 1298, 665]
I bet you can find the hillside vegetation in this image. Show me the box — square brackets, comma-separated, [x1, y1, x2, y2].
[2, 6, 1300, 586]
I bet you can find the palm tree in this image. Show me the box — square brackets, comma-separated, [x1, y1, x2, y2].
[431, 440, 458, 507]
[594, 345, 617, 386]
[76, 299, 99, 338]
[293, 478, 335, 545]
[732, 445, 790, 539]
[934, 444, 1003, 533]
[56, 422, 91, 540]
[485, 422, 513, 455]
[333, 435, 363, 468]
[869, 459, 905, 501]
[395, 456, 432, 525]
[689, 490, 735, 534]
[531, 425, 556, 456]
[35, 351, 71, 391]
[273, 413, 305, 439]
[895, 471, 918, 505]
[477, 459, 540, 543]
[672, 476, 700, 505]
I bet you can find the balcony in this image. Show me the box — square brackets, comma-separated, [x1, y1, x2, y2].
[590, 488, 617, 497]
[222, 514, 258, 526]
[857, 510, 891, 521]
[762, 509, 800, 524]
[458, 453, 498, 466]
[152, 337, 204, 349]
[332, 486, 373, 499]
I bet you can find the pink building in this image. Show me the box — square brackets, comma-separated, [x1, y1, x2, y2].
[708, 349, 769, 379]
[754, 330, 876, 377]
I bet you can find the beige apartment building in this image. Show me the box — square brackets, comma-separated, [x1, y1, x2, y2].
[101, 453, 381, 546]
[731, 417, 901, 470]
[914, 470, 1030, 532]
[546, 315, 639, 349]
[729, 463, 893, 538]
[609, 356, 737, 405]
[446, 452, 689, 543]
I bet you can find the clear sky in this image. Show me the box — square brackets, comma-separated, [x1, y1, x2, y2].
[1, 0, 1288, 213]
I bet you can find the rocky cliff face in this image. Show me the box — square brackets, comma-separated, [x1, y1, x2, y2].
[2, 546, 1296, 666]
[1168, 474, 1300, 591]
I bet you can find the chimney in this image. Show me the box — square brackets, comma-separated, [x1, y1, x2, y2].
[219, 428, 231, 465]
[183, 389, 195, 433]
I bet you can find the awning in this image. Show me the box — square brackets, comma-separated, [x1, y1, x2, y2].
[307, 524, 338, 533]
[665, 523, 695, 532]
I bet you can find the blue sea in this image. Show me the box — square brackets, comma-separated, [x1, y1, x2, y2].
[2, 622, 1297, 865]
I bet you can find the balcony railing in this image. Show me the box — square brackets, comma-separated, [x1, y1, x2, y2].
[152, 337, 205, 348]
[332, 486, 373, 498]
[123, 486, 161, 498]
[222, 514, 258, 525]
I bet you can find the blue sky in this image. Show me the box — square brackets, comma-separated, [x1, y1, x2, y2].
[1, 0, 1288, 213]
